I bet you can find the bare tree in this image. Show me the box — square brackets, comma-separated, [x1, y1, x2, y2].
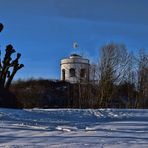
[98, 42, 130, 107]
[137, 49, 148, 108]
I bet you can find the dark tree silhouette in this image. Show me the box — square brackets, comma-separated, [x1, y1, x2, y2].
[0, 23, 24, 89]
[0, 23, 4, 32]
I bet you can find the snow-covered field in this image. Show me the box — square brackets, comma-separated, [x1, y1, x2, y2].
[0, 108, 148, 148]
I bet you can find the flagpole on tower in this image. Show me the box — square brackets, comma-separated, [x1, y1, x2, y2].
[72, 42, 84, 57]
[72, 42, 79, 55]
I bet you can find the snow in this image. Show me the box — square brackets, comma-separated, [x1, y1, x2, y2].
[0, 108, 148, 147]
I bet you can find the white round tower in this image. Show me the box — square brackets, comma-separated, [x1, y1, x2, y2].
[61, 54, 90, 83]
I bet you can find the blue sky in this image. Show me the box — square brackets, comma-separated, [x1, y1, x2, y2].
[0, 0, 148, 80]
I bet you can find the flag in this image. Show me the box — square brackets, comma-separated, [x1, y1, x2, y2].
[73, 42, 78, 49]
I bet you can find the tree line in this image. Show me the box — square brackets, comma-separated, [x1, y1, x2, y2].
[10, 43, 148, 109]
[72, 43, 148, 108]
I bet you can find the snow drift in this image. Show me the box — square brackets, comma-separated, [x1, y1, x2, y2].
[0, 108, 148, 147]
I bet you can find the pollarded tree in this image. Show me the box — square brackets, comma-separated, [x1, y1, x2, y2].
[0, 23, 4, 32]
[0, 23, 24, 89]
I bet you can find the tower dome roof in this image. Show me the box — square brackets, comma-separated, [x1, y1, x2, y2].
[70, 54, 82, 59]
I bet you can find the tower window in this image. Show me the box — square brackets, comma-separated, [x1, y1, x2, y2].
[80, 69, 86, 78]
[62, 69, 65, 81]
[69, 68, 75, 77]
